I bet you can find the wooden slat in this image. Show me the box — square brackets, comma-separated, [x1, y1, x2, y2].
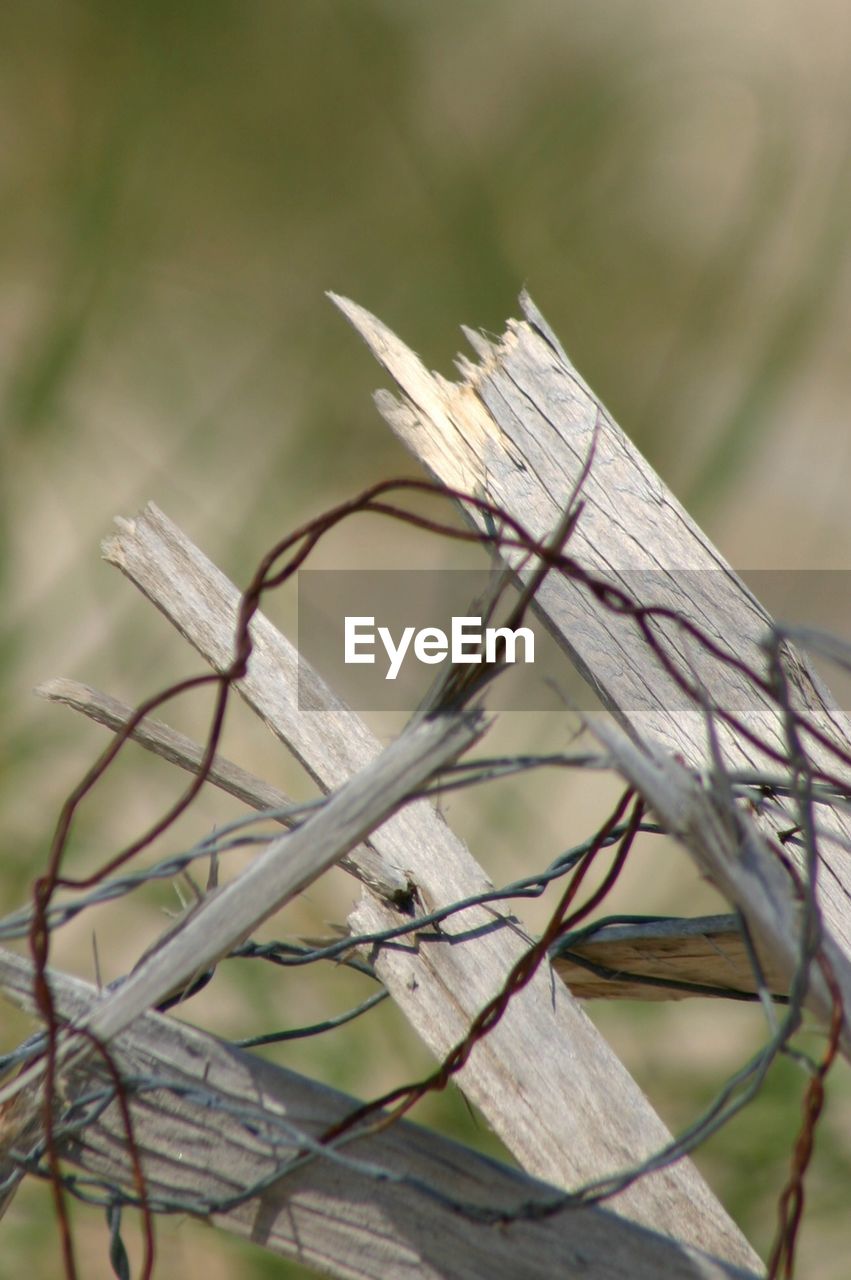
[84, 707, 484, 1047]
[333, 292, 851, 1054]
[0, 950, 760, 1280]
[30, 682, 788, 1005]
[34, 676, 405, 898]
[552, 915, 787, 1001]
[87, 503, 757, 1266]
[0, 698, 483, 1141]
[34, 681, 786, 1004]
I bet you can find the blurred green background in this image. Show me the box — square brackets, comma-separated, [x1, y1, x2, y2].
[2, 2, 851, 1276]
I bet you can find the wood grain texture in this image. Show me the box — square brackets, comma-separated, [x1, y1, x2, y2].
[0, 699, 483, 1162]
[332, 292, 851, 1053]
[33, 683, 786, 1005]
[93, 504, 758, 1267]
[34, 676, 394, 895]
[82, 704, 485, 1047]
[552, 914, 788, 1002]
[0, 950, 760, 1280]
[36, 683, 784, 1005]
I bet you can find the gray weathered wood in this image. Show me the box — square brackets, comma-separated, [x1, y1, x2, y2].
[332, 293, 851, 1053]
[0, 950, 759, 1280]
[35, 681, 783, 1005]
[589, 718, 850, 1057]
[34, 677, 388, 894]
[0, 704, 483, 1137]
[93, 504, 758, 1267]
[551, 914, 787, 1002]
[35, 676, 298, 818]
[82, 707, 484, 1047]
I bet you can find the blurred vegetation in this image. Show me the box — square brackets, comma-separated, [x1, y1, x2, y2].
[2, 2, 851, 1276]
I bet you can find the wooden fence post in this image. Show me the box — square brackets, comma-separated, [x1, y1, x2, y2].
[5, 293, 848, 1276]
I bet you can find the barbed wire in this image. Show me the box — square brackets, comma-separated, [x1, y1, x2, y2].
[2, 472, 847, 1278]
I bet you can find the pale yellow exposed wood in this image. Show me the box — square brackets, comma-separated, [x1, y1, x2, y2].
[333, 292, 851, 1056]
[13, 291, 826, 1273]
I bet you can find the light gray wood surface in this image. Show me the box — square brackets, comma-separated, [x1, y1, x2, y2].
[0, 950, 760, 1280]
[10, 292, 825, 1272]
[333, 292, 851, 1054]
[34, 681, 788, 1005]
[92, 503, 756, 1265]
[551, 913, 788, 1001]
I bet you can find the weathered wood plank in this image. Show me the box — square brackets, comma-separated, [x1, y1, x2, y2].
[590, 716, 851, 1056]
[552, 914, 788, 1002]
[332, 293, 851, 1052]
[0, 950, 760, 1280]
[81, 705, 485, 1047]
[91, 504, 758, 1267]
[0, 701, 483, 1151]
[34, 676, 389, 895]
[35, 682, 784, 1004]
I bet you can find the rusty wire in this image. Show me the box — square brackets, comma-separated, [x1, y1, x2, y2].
[2, 474, 848, 1278]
